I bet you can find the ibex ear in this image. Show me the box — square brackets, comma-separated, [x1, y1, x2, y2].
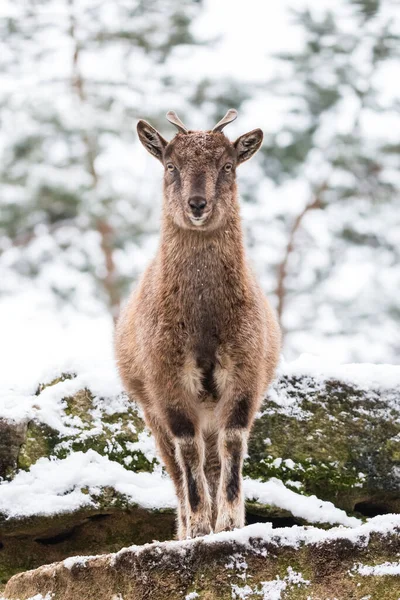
[234, 128, 263, 165]
[137, 120, 167, 163]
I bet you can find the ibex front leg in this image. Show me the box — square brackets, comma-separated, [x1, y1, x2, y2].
[167, 408, 213, 539]
[215, 394, 253, 532]
[141, 406, 188, 539]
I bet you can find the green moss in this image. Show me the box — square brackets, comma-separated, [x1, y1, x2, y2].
[244, 454, 364, 499]
[0, 566, 19, 587]
[350, 574, 400, 599]
[64, 388, 94, 425]
[17, 422, 61, 470]
[52, 418, 156, 474]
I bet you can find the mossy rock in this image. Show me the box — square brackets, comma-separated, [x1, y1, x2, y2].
[15, 373, 155, 475]
[6, 371, 400, 517]
[246, 375, 400, 515]
[3, 520, 400, 599]
[18, 422, 60, 471]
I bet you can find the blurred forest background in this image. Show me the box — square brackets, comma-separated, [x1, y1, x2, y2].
[0, 0, 399, 363]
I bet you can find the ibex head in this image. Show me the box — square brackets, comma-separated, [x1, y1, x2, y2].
[137, 110, 263, 231]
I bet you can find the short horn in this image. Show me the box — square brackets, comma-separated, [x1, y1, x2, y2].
[166, 110, 188, 134]
[212, 108, 238, 133]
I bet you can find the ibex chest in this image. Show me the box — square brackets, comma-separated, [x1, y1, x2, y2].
[160, 253, 247, 400]
[174, 252, 242, 333]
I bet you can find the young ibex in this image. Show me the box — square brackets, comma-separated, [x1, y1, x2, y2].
[115, 109, 281, 539]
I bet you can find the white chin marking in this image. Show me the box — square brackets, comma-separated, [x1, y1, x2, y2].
[190, 218, 206, 227]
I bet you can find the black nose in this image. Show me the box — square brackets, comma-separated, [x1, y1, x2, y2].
[188, 196, 207, 217]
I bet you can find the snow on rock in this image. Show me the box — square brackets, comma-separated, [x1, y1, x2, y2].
[63, 556, 97, 570]
[244, 477, 360, 527]
[231, 567, 310, 599]
[4, 514, 400, 600]
[0, 449, 359, 527]
[109, 514, 400, 564]
[353, 560, 400, 576]
[282, 353, 400, 391]
[0, 308, 122, 428]
[0, 311, 398, 531]
[0, 450, 176, 518]
[197, 513, 400, 551]
[0, 361, 124, 434]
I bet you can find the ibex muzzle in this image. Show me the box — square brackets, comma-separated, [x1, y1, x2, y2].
[188, 196, 207, 219]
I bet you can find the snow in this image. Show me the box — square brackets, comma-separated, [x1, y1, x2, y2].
[283, 354, 400, 391]
[124, 514, 400, 555]
[0, 450, 358, 527]
[126, 431, 158, 465]
[354, 561, 400, 577]
[231, 584, 256, 599]
[244, 478, 360, 527]
[0, 298, 121, 429]
[231, 567, 310, 599]
[63, 555, 97, 570]
[0, 450, 176, 518]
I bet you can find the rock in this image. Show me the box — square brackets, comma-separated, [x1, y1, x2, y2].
[0, 506, 175, 587]
[246, 373, 400, 515]
[15, 375, 155, 474]
[3, 517, 400, 600]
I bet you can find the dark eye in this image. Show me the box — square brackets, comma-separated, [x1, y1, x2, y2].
[166, 163, 175, 173]
[224, 163, 233, 173]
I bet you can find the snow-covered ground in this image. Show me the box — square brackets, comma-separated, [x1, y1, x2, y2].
[110, 513, 400, 556]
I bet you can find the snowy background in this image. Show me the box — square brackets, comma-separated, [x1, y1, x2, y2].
[1, 0, 400, 372]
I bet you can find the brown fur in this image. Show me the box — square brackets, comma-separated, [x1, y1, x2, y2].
[115, 115, 281, 539]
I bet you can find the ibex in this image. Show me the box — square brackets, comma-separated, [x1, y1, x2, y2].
[115, 109, 281, 539]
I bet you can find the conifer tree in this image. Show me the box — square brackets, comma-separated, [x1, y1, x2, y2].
[0, 0, 205, 317]
[250, 0, 400, 361]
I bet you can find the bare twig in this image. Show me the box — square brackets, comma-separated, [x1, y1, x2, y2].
[276, 182, 327, 329]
